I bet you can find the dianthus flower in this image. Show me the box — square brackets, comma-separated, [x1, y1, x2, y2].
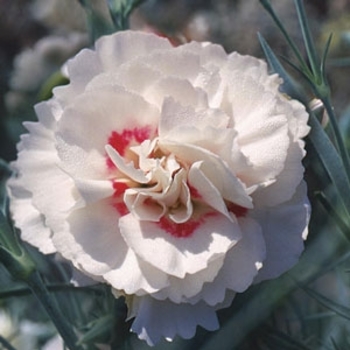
[8, 31, 310, 345]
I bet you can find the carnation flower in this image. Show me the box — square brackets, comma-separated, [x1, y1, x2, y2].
[7, 31, 310, 346]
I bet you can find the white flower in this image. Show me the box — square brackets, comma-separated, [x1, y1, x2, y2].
[0, 311, 53, 350]
[5, 33, 87, 114]
[7, 31, 310, 346]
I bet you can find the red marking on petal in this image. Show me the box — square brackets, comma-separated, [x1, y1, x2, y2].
[106, 126, 153, 169]
[148, 28, 184, 47]
[108, 127, 152, 156]
[188, 183, 202, 199]
[113, 181, 129, 196]
[158, 212, 217, 238]
[111, 182, 129, 215]
[158, 216, 201, 238]
[227, 203, 248, 218]
[113, 202, 129, 216]
[106, 157, 115, 170]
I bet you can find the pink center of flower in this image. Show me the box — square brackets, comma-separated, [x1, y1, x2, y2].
[105, 127, 249, 238]
[106, 127, 152, 169]
[158, 212, 217, 238]
[112, 181, 130, 215]
[158, 217, 200, 238]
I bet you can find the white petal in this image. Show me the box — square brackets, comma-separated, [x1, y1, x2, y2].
[130, 296, 219, 346]
[159, 96, 229, 141]
[105, 145, 148, 183]
[54, 48, 102, 104]
[142, 45, 203, 82]
[95, 31, 172, 71]
[52, 199, 126, 276]
[159, 141, 253, 209]
[56, 87, 159, 180]
[119, 211, 241, 278]
[151, 257, 224, 303]
[235, 108, 290, 187]
[126, 191, 166, 222]
[188, 217, 265, 306]
[7, 177, 55, 254]
[12, 114, 76, 234]
[188, 161, 233, 220]
[250, 98, 309, 206]
[145, 78, 206, 112]
[104, 249, 169, 295]
[252, 181, 310, 283]
[74, 178, 114, 206]
[252, 139, 305, 207]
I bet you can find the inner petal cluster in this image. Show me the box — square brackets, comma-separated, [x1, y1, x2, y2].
[105, 127, 251, 238]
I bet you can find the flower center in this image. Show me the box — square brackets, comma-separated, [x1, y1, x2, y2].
[105, 128, 249, 237]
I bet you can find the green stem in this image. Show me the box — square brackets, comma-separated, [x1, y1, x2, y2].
[26, 272, 83, 350]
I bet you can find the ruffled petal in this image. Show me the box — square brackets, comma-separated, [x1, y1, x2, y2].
[252, 181, 310, 283]
[56, 87, 159, 180]
[129, 296, 219, 346]
[95, 31, 172, 71]
[7, 177, 55, 254]
[53, 199, 126, 276]
[119, 211, 241, 278]
[159, 141, 253, 209]
[104, 249, 169, 295]
[188, 217, 265, 306]
[151, 257, 224, 303]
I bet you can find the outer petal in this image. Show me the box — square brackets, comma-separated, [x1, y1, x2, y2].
[119, 211, 241, 278]
[129, 295, 219, 346]
[7, 178, 55, 254]
[151, 257, 225, 303]
[55, 86, 159, 180]
[252, 181, 310, 283]
[188, 217, 265, 306]
[9, 100, 76, 235]
[54, 48, 102, 104]
[95, 31, 172, 71]
[52, 199, 126, 276]
[103, 249, 169, 296]
[251, 99, 309, 207]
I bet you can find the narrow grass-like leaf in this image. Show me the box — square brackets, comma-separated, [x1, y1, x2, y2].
[301, 286, 350, 321]
[78, 315, 112, 346]
[320, 34, 333, 81]
[315, 192, 350, 239]
[258, 33, 307, 102]
[308, 114, 350, 218]
[263, 327, 313, 350]
[319, 97, 350, 178]
[0, 284, 104, 299]
[293, 0, 320, 79]
[259, 0, 308, 71]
